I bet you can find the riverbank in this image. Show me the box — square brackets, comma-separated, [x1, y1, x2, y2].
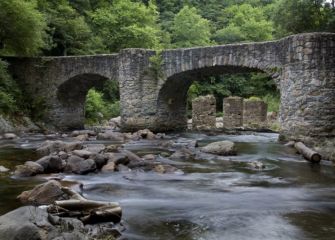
[0, 114, 41, 134]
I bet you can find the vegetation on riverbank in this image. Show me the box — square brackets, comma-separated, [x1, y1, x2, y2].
[0, 0, 334, 123]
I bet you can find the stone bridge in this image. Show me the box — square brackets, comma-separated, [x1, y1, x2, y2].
[7, 32, 335, 140]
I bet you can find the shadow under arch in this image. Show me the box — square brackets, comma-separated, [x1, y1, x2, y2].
[56, 73, 115, 130]
[156, 65, 279, 131]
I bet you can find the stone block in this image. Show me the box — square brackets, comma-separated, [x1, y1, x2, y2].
[223, 97, 243, 128]
[243, 100, 268, 127]
[192, 95, 216, 130]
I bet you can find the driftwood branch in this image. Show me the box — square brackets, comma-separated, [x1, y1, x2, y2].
[294, 142, 321, 163]
[48, 187, 122, 224]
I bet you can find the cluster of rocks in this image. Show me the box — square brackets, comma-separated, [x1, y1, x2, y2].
[13, 129, 180, 178]
[0, 180, 122, 240]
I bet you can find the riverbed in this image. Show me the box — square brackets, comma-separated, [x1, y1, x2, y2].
[1, 132, 335, 240]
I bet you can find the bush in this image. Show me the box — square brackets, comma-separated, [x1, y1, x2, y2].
[85, 88, 120, 125]
[0, 59, 22, 115]
[262, 94, 280, 113]
[247, 96, 262, 101]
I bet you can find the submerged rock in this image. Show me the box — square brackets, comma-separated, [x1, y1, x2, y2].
[153, 164, 180, 174]
[201, 140, 236, 156]
[248, 161, 265, 170]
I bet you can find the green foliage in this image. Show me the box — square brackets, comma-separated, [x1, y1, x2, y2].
[149, 51, 164, 79]
[0, 60, 21, 114]
[271, 0, 335, 37]
[102, 81, 120, 103]
[247, 96, 262, 101]
[90, 0, 162, 52]
[0, 0, 47, 56]
[170, 6, 213, 48]
[262, 94, 280, 112]
[85, 88, 120, 125]
[38, 0, 104, 55]
[214, 4, 273, 44]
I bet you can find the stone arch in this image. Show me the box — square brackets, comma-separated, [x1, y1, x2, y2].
[55, 73, 117, 130]
[155, 65, 279, 131]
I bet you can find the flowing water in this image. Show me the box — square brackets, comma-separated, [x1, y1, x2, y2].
[1, 132, 335, 240]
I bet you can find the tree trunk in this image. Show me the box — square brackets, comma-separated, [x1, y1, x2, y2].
[294, 142, 321, 163]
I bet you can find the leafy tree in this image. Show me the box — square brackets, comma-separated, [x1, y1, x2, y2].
[0, 60, 22, 114]
[170, 6, 213, 48]
[271, 0, 335, 37]
[38, 0, 104, 55]
[214, 4, 273, 44]
[0, 0, 47, 56]
[85, 88, 120, 124]
[90, 0, 162, 52]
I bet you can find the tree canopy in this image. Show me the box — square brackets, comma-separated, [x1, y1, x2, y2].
[0, 0, 47, 56]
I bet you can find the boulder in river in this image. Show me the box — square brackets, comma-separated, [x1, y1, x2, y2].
[72, 149, 94, 159]
[64, 156, 96, 174]
[17, 180, 65, 205]
[37, 140, 83, 156]
[201, 140, 237, 156]
[248, 161, 266, 170]
[36, 155, 64, 173]
[101, 162, 116, 173]
[97, 131, 125, 141]
[0, 206, 118, 240]
[153, 164, 180, 174]
[0, 165, 9, 173]
[14, 161, 44, 177]
[170, 147, 195, 160]
[3, 133, 18, 140]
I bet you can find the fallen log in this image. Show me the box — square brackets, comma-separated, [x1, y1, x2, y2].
[48, 186, 122, 224]
[294, 142, 321, 163]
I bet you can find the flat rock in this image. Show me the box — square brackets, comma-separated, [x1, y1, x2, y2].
[97, 131, 125, 141]
[84, 144, 106, 153]
[201, 141, 236, 156]
[72, 149, 94, 159]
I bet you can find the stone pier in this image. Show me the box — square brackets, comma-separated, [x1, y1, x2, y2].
[243, 100, 268, 127]
[223, 97, 244, 128]
[192, 95, 216, 130]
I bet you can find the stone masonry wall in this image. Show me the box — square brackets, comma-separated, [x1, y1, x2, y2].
[6, 33, 335, 141]
[243, 100, 268, 127]
[223, 97, 244, 128]
[192, 95, 216, 130]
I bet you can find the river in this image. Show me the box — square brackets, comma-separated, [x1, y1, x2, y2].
[1, 132, 335, 240]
